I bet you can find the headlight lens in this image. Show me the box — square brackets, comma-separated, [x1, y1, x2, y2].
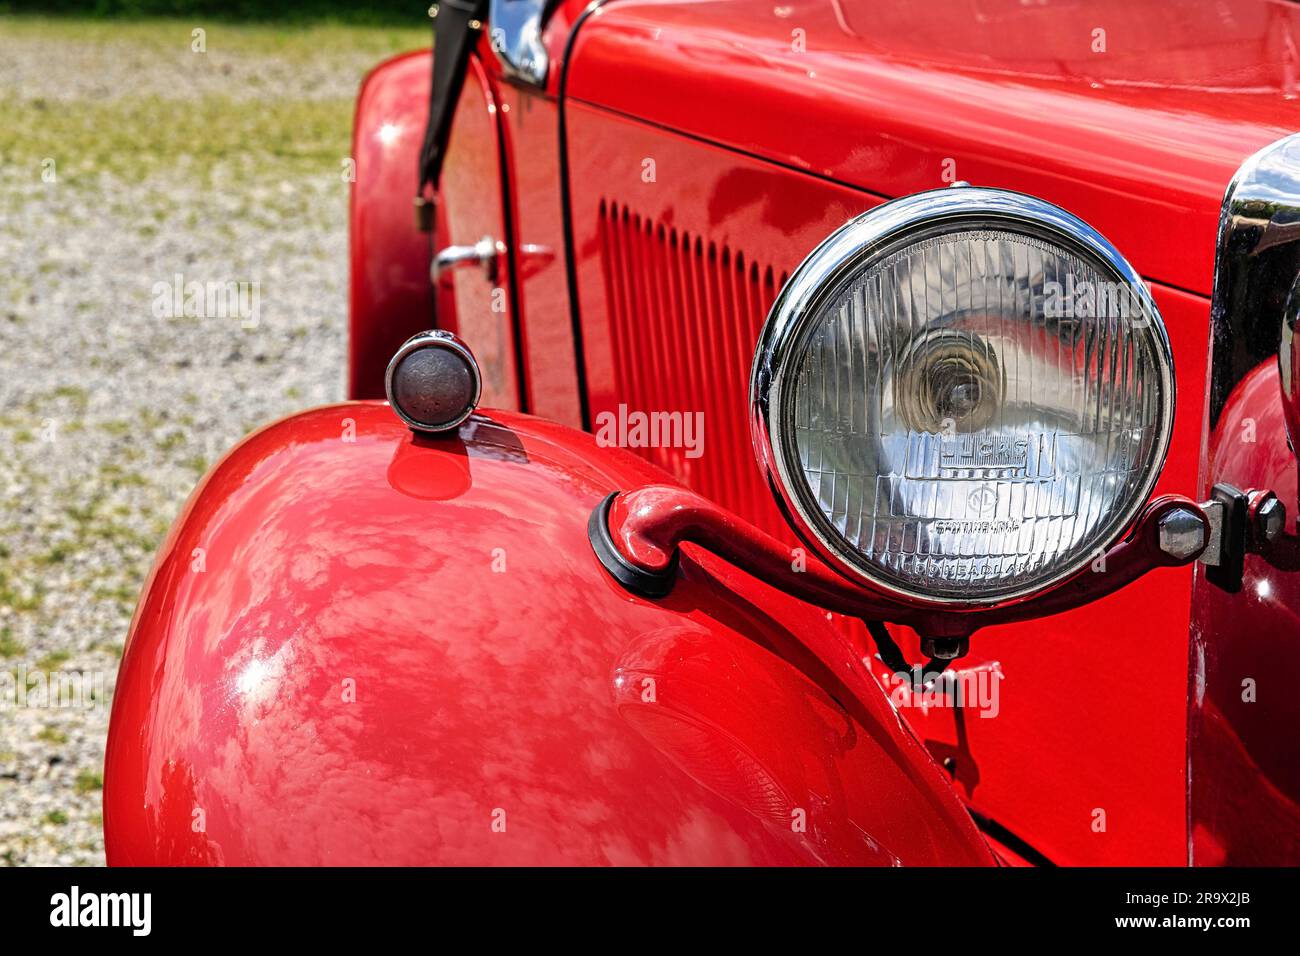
[752, 189, 1174, 606]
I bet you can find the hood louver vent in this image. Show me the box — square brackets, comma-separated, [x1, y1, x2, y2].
[596, 199, 791, 541]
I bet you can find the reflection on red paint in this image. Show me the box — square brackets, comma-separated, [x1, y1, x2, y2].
[105, 403, 992, 866]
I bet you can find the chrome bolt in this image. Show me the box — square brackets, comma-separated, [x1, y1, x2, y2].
[1255, 495, 1286, 543]
[1157, 507, 1207, 561]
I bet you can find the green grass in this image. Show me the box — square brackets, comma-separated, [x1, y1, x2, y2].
[0, 15, 427, 183]
[37, 726, 69, 744]
[34, 545, 70, 566]
[0, 14, 428, 59]
[0, 93, 360, 184]
[0, 627, 24, 658]
[36, 649, 71, 671]
[75, 770, 104, 794]
[0, 572, 43, 613]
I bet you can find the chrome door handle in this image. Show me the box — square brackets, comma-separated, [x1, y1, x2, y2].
[432, 235, 503, 284]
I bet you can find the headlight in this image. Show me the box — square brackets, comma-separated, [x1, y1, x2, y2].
[751, 188, 1175, 607]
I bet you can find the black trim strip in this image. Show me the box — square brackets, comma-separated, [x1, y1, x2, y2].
[966, 807, 1057, 867]
[555, 0, 608, 432]
[418, 0, 491, 193]
[488, 62, 532, 414]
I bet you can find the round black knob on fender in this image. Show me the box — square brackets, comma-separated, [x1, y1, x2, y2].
[385, 330, 482, 434]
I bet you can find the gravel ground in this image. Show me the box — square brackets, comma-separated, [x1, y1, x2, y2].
[0, 18, 423, 866]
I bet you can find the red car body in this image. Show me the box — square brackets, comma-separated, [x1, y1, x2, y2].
[105, 0, 1300, 866]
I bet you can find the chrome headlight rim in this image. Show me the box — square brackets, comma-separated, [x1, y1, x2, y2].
[750, 186, 1177, 609]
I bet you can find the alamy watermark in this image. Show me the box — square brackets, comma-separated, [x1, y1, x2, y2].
[50, 886, 151, 936]
[877, 662, 1003, 718]
[1043, 274, 1149, 326]
[151, 273, 261, 329]
[0, 667, 108, 711]
[593, 403, 705, 459]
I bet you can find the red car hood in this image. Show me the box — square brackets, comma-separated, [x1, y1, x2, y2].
[567, 0, 1299, 295]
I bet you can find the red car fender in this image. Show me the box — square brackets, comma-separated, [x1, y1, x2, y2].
[348, 50, 441, 400]
[103, 403, 993, 866]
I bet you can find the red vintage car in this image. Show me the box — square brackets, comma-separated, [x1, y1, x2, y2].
[103, 0, 1300, 867]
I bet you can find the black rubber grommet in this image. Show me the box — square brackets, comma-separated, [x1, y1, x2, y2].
[587, 492, 677, 598]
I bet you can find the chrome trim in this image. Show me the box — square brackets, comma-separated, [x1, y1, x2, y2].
[432, 235, 502, 284]
[385, 329, 482, 434]
[488, 0, 549, 86]
[1282, 272, 1300, 404]
[1157, 507, 1208, 561]
[1209, 133, 1300, 431]
[1198, 498, 1226, 567]
[750, 187, 1177, 608]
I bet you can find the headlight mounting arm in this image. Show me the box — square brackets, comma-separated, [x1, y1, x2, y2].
[590, 486, 1209, 646]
